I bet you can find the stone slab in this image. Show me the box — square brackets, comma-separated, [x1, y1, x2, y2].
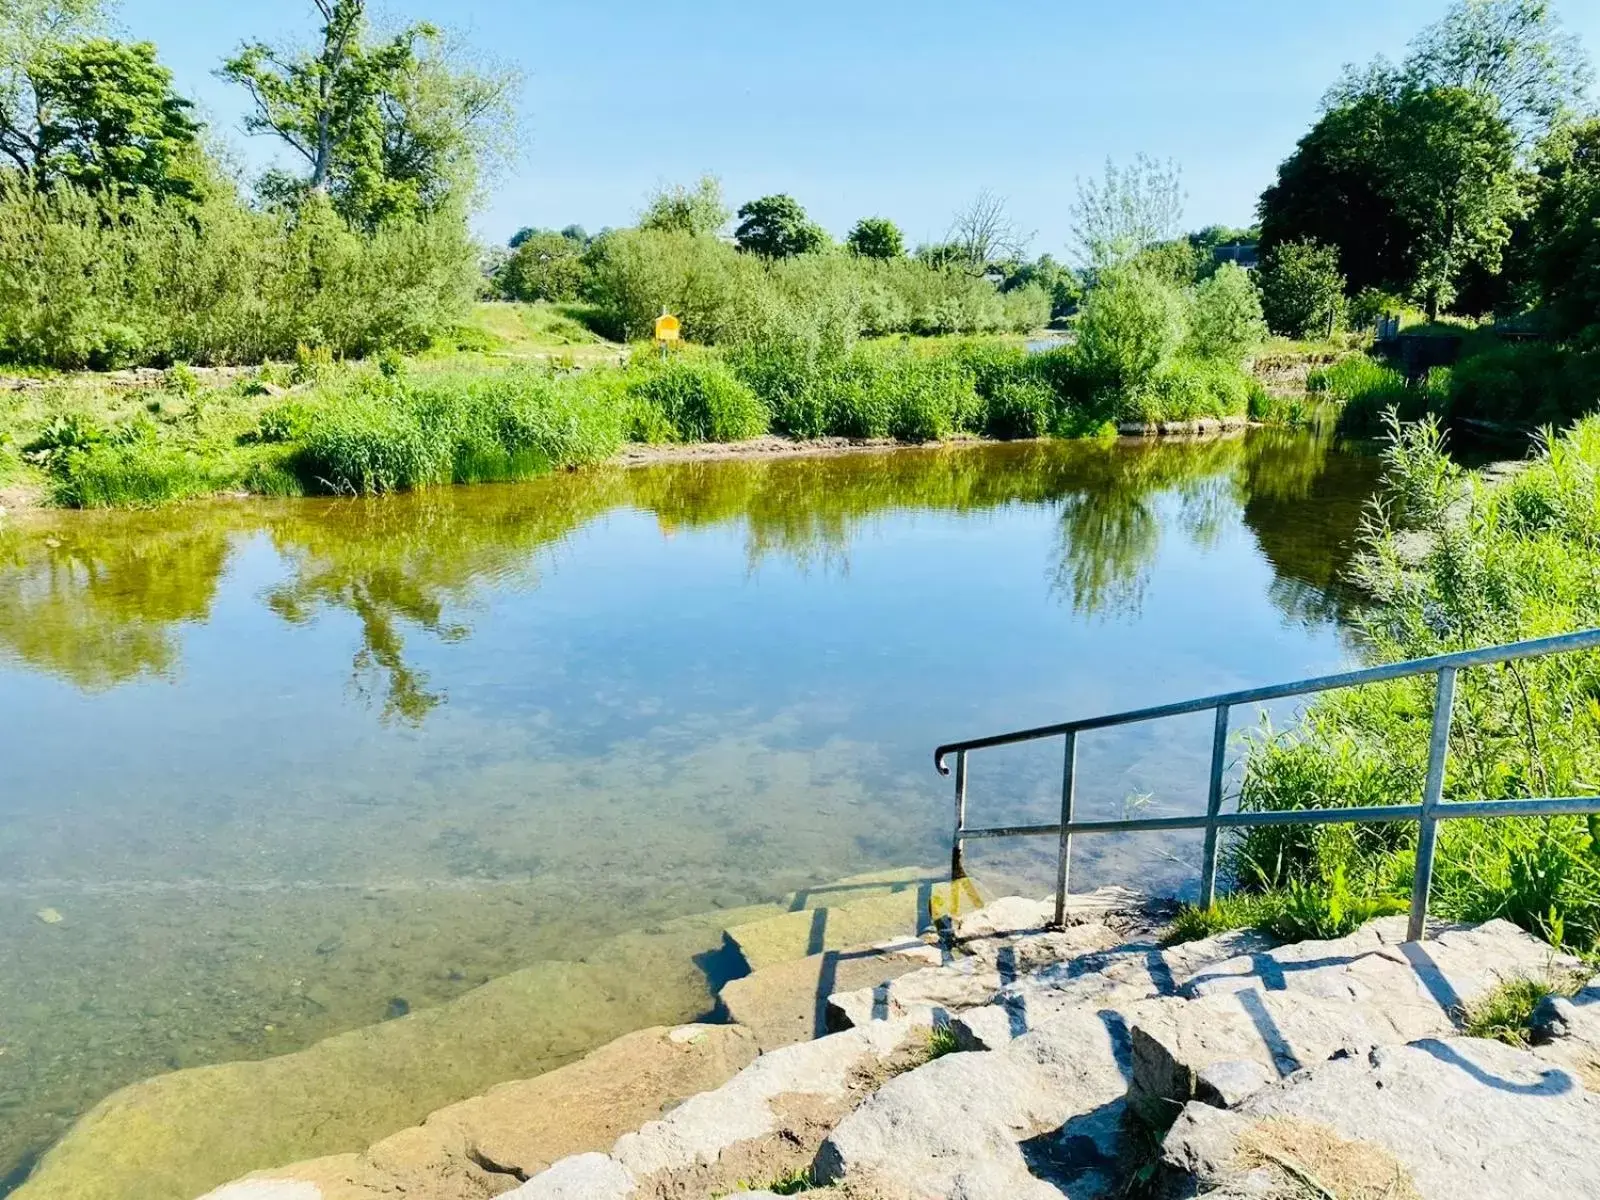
[1161, 1037, 1600, 1200]
[817, 1004, 1134, 1200]
[720, 938, 939, 1050]
[197, 1024, 757, 1200]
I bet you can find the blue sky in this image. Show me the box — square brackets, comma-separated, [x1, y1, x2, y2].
[117, 0, 1600, 255]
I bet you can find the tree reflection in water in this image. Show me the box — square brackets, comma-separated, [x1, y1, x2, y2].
[0, 432, 1379, 721]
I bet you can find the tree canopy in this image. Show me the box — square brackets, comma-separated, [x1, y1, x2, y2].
[1070, 155, 1184, 271]
[7, 36, 200, 200]
[639, 174, 728, 237]
[220, 0, 514, 227]
[734, 193, 827, 258]
[846, 216, 904, 259]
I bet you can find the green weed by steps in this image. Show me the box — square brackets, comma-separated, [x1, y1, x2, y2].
[1224, 415, 1600, 953]
[1463, 972, 1589, 1046]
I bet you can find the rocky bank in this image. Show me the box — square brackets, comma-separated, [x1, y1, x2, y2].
[188, 882, 1600, 1200]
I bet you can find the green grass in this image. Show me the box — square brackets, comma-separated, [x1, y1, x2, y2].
[1165, 872, 1405, 947]
[738, 1166, 819, 1195]
[1227, 415, 1600, 955]
[1165, 892, 1287, 944]
[925, 1025, 962, 1060]
[3, 322, 1264, 510]
[1462, 973, 1587, 1046]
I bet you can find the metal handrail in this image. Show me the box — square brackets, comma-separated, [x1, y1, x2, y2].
[933, 628, 1600, 940]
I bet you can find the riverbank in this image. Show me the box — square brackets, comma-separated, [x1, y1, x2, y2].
[0, 323, 1273, 512]
[65, 883, 1598, 1200]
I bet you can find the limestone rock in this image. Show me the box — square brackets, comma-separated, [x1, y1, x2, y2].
[816, 1005, 1133, 1199]
[505, 1153, 633, 1200]
[195, 1024, 756, 1200]
[720, 938, 939, 1050]
[200, 1185, 324, 1200]
[1194, 1059, 1276, 1110]
[1160, 1038, 1600, 1199]
[826, 921, 1124, 1032]
[1126, 989, 1393, 1122]
[613, 1019, 916, 1176]
[1181, 918, 1584, 1043]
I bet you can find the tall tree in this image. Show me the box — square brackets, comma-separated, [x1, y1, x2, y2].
[638, 174, 728, 236]
[1525, 117, 1600, 334]
[845, 215, 904, 259]
[221, 0, 514, 226]
[1258, 89, 1421, 296]
[0, 0, 101, 172]
[1070, 154, 1184, 271]
[1404, 0, 1592, 145]
[1383, 86, 1524, 319]
[0, 28, 201, 200]
[948, 190, 1027, 275]
[27, 38, 200, 200]
[734, 193, 826, 258]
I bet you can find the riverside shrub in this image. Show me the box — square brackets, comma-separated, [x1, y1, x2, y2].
[1074, 268, 1188, 396]
[624, 356, 768, 442]
[1230, 416, 1600, 950]
[0, 183, 478, 369]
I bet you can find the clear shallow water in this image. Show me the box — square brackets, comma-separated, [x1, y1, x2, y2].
[0, 431, 1379, 1184]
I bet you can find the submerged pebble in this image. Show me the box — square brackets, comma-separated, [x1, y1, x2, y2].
[35, 908, 63, 925]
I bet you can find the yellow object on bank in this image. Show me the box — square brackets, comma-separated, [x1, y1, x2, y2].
[654, 313, 680, 342]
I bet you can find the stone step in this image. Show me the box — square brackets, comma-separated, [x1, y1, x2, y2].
[512, 1019, 929, 1199]
[15, 871, 940, 1200]
[721, 872, 981, 973]
[946, 926, 1278, 1052]
[1159, 1037, 1600, 1199]
[719, 935, 944, 1051]
[823, 888, 1169, 1037]
[815, 1004, 1134, 1199]
[197, 1024, 757, 1200]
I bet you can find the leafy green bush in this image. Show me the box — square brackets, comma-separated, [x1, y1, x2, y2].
[625, 356, 767, 442]
[1074, 268, 1188, 396]
[1187, 263, 1267, 363]
[1123, 356, 1254, 424]
[0, 183, 478, 369]
[1259, 238, 1346, 340]
[1446, 342, 1600, 428]
[1231, 416, 1600, 951]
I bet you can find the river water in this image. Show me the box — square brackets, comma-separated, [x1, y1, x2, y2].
[0, 430, 1379, 1187]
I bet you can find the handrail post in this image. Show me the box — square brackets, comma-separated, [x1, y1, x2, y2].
[1054, 731, 1078, 927]
[951, 751, 969, 879]
[1408, 667, 1457, 942]
[1198, 705, 1231, 908]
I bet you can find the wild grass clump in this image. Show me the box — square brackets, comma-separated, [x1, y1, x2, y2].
[1229, 415, 1600, 952]
[50, 440, 224, 508]
[1165, 870, 1405, 947]
[624, 355, 767, 443]
[297, 369, 627, 495]
[1462, 972, 1587, 1045]
[1316, 355, 1447, 438]
[925, 1025, 962, 1060]
[1165, 892, 1285, 945]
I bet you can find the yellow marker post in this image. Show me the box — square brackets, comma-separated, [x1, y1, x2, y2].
[654, 312, 680, 359]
